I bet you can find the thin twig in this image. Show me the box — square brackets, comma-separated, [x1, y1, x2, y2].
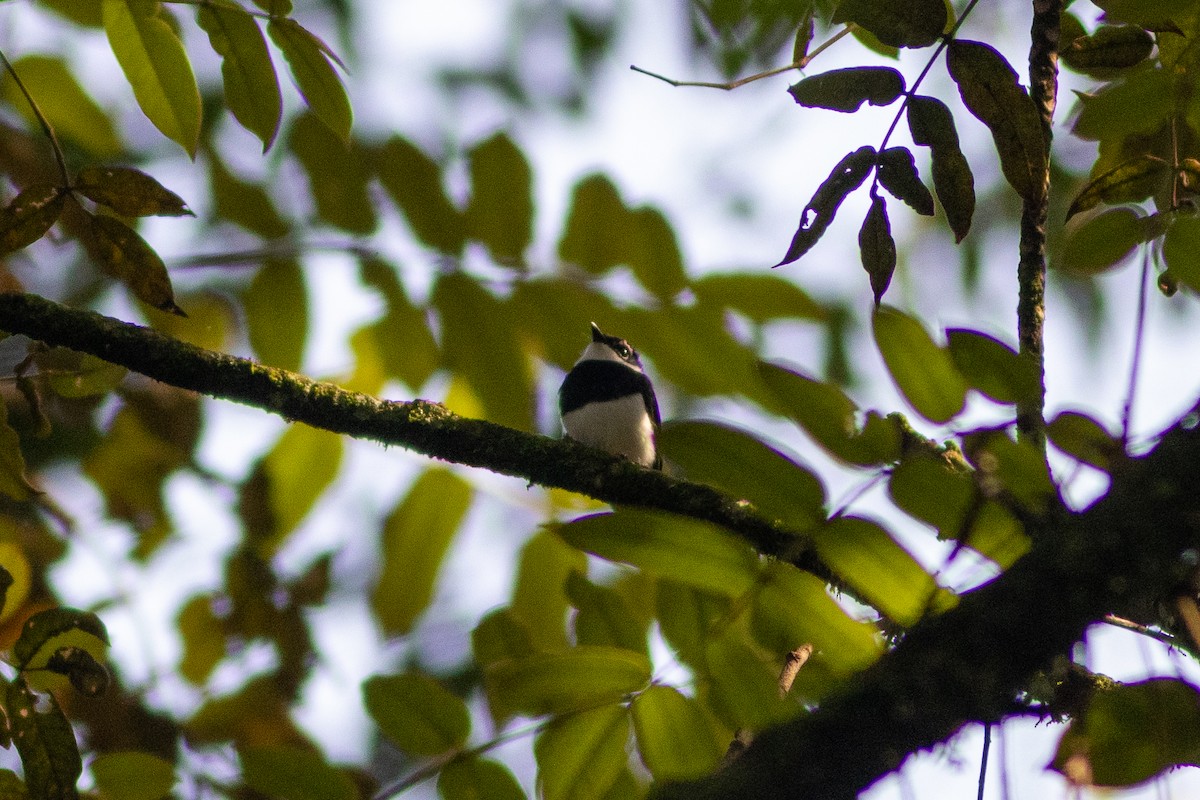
[0, 47, 71, 187]
[978, 722, 991, 800]
[1121, 251, 1151, 443]
[629, 26, 854, 91]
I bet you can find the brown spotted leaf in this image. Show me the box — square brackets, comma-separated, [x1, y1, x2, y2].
[946, 40, 1048, 202]
[776, 145, 876, 266]
[74, 166, 191, 217]
[81, 211, 184, 315]
[0, 184, 66, 256]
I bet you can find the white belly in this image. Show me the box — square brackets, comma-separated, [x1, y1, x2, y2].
[562, 394, 657, 467]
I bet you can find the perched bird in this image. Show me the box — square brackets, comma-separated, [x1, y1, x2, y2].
[559, 323, 661, 469]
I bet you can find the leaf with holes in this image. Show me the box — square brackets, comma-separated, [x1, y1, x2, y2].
[776, 146, 876, 266]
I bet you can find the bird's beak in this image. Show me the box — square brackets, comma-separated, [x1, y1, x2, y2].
[590, 322, 604, 342]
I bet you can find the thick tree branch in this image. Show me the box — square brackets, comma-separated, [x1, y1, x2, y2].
[0, 291, 827, 575]
[657, 407, 1200, 799]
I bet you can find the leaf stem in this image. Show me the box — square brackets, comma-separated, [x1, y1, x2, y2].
[0, 47, 71, 188]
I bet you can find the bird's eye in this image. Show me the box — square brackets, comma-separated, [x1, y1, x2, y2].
[616, 345, 631, 358]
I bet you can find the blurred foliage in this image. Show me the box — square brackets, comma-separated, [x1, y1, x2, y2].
[0, 0, 1195, 798]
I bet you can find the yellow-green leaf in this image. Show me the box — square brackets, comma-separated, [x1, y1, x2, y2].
[555, 511, 760, 597]
[438, 757, 526, 800]
[103, 0, 201, 157]
[376, 136, 465, 254]
[535, 704, 630, 800]
[208, 155, 291, 239]
[1, 55, 121, 157]
[1047, 410, 1123, 472]
[1062, 24, 1154, 76]
[363, 672, 471, 756]
[631, 685, 722, 781]
[691, 273, 827, 323]
[287, 113, 375, 234]
[242, 258, 307, 372]
[511, 531, 586, 652]
[465, 132, 533, 266]
[702, 628, 796, 729]
[359, 257, 440, 390]
[473, 608, 536, 671]
[197, 3, 282, 151]
[1061, 207, 1144, 274]
[91, 752, 176, 800]
[240, 746, 357, 800]
[873, 305, 967, 423]
[371, 469, 472, 636]
[945, 328, 1040, 405]
[80, 211, 183, 315]
[0, 184, 66, 257]
[47, 353, 127, 398]
[177, 594, 225, 685]
[485, 646, 650, 718]
[268, 17, 352, 143]
[0, 396, 35, 501]
[1067, 155, 1169, 220]
[1160, 215, 1200, 293]
[74, 166, 191, 217]
[566, 572, 648, 656]
[260, 424, 343, 553]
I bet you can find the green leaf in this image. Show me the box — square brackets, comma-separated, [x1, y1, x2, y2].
[363, 672, 471, 756]
[90, 752, 176, 800]
[906, 95, 974, 241]
[859, 191, 896, 305]
[832, 0, 947, 47]
[1061, 25, 1154, 76]
[534, 704, 630, 800]
[555, 511, 760, 597]
[472, 608, 536, 671]
[0, 184, 66, 257]
[872, 306, 967, 423]
[0, 55, 121, 157]
[14, 607, 109, 675]
[1160, 215, 1200, 294]
[787, 67, 905, 112]
[44, 646, 109, 696]
[1061, 207, 1144, 274]
[655, 581, 730, 668]
[239, 746, 357, 800]
[776, 145, 876, 266]
[376, 136, 465, 254]
[658, 420, 826, 527]
[750, 563, 883, 672]
[876, 147, 934, 216]
[0, 396, 34, 501]
[558, 174, 628, 275]
[631, 685, 722, 781]
[242, 258, 308, 372]
[80, 211, 183, 315]
[74, 166, 190, 217]
[945, 328, 1040, 405]
[511, 531, 586, 652]
[250, 0, 292, 13]
[625, 206, 688, 301]
[102, 0, 201, 157]
[812, 516, 952, 625]
[287, 113, 376, 234]
[46, 353, 126, 398]
[371, 469, 472, 636]
[438, 757, 526, 800]
[485, 646, 650, 717]
[962, 428, 1057, 513]
[432, 273, 533, 430]
[177, 594, 225, 685]
[267, 17, 352, 143]
[702, 628, 795, 729]
[1072, 69, 1173, 143]
[888, 453, 975, 537]
[359, 257, 440, 390]
[208, 155, 291, 239]
[566, 572, 648, 657]
[196, 3, 281, 151]
[691, 273, 826, 323]
[759, 361, 902, 466]
[1047, 411, 1122, 472]
[465, 132, 534, 266]
[946, 40, 1047, 202]
[1052, 679, 1200, 787]
[37, 0, 104, 27]
[1067, 155, 1170, 220]
[259, 423, 343, 553]
[7, 682, 81, 800]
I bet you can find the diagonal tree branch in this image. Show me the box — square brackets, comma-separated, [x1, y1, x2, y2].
[0, 291, 827, 575]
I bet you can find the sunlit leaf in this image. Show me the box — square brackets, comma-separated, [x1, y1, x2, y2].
[962, 428, 1057, 513]
[268, 18, 352, 143]
[859, 191, 896, 305]
[80, 211, 183, 315]
[473, 609, 536, 674]
[888, 453, 975, 537]
[363, 672, 471, 756]
[438, 756, 526, 800]
[776, 146, 876, 266]
[787, 67, 905, 112]
[511, 531, 586, 652]
[197, 3, 281, 150]
[631, 685, 722, 781]
[259, 423, 343, 552]
[74, 166, 190, 217]
[359, 257, 440, 390]
[1052, 679, 1200, 787]
[37, 0, 104, 27]
[555, 510, 759, 597]
[485, 646, 650, 717]
[465, 132, 533, 266]
[47, 353, 127, 398]
[832, 0, 947, 47]
[91, 752, 176, 800]
[535, 704, 630, 800]
[656, 581, 730, 668]
[946, 40, 1047, 202]
[907, 95, 974, 241]
[102, 0, 201, 156]
[0, 55, 120, 157]
[658, 420, 826, 527]
[873, 306, 967, 423]
[1047, 410, 1123, 472]
[240, 745, 357, 800]
[945, 328, 1040, 405]
[1067, 155, 1169, 220]
[1061, 207, 1145, 274]
[371, 469, 472, 636]
[566, 572, 648, 656]
[0, 184, 66, 257]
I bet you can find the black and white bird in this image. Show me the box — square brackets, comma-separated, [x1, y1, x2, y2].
[559, 323, 661, 469]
